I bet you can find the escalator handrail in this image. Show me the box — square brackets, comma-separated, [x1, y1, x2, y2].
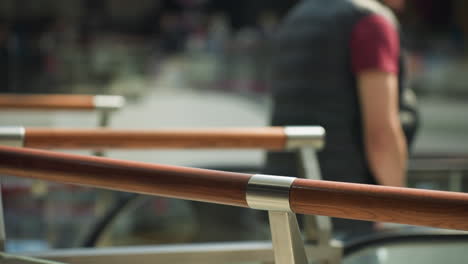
[1, 146, 468, 231]
[1, 126, 324, 150]
[0, 94, 124, 111]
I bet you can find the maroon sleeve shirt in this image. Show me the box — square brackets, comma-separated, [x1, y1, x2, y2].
[350, 14, 400, 74]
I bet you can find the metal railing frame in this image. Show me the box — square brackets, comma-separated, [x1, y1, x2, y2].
[0, 126, 339, 263]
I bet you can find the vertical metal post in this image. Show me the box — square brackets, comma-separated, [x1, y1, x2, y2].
[98, 110, 111, 128]
[92, 95, 125, 157]
[268, 211, 309, 264]
[0, 127, 25, 251]
[93, 110, 111, 157]
[247, 174, 308, 264]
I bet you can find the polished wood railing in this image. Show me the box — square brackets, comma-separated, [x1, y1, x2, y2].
[0, 94, 124, 111]
[0, 145, 249, 207]
[0, 146, 467, 231]
[1, 126, 324, 150]
[23, 127, 287, 150]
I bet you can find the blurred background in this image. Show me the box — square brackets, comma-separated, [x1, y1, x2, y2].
[0, 0, 468, 258]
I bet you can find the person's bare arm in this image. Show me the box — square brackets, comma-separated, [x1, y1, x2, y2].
[357, 70, 407, 187]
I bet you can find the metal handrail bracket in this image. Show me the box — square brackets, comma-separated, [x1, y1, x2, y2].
[0, 127, 25, 148]
[285, 126, 325, 150]
[93, 96, 125, 156]
[247, 174, 308, 264]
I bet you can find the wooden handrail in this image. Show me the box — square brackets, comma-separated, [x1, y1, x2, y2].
[1, 126, 324, 150]
[0, 146, 467, 231]
[290, 179, 468, 231]
[0, 146, 250, 207]
[0, 94, 124, 111]
[23, 127, 288, 150]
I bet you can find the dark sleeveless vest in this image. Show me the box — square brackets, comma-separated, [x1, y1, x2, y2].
[265, 0, 417, 184]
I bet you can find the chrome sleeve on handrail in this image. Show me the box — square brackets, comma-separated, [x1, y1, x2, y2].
[284, 126, 325, 150]
[246, 174, 295, 211]
[93, 95, 125, 111]
[0, 127, 25, 147]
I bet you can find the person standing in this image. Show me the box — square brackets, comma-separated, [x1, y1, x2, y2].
[265, 0, 417, 239]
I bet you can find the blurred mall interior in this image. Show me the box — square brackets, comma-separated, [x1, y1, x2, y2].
[0, 1, 468, 263]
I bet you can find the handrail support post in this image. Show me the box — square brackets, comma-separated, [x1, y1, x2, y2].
[98, 109, 111, 128]
[247, 175, 308, 264]
[268, 210, 309, 264]
[93, 95, 125, 157]
[93, 110, 111, 157]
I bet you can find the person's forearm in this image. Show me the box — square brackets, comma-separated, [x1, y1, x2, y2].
[357, 70, 408, 186]
[366, 128, 407, 187]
